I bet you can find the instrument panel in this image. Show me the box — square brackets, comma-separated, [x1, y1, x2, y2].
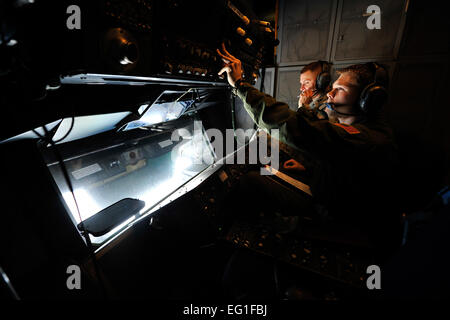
[52, 0, 277, 84]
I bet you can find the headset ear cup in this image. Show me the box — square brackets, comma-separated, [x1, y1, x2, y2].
[360, 85, 388, 114]
[317, 72, 330, 92]
[359, 84, 370, 113]
[316, 74, 322, 91]
[315, 61, 331, 92]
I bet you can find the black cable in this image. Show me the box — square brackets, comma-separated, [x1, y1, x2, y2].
[31, 117, 74, 143]
[31, 128, 45, 140]
[53, 117, 75, 143]
[231, 91, 242, 146]
[38, 125, 108, 298]
[255, 68, 267, 131]
[191, 89, 214, 110]
[231, 93, 236, 132]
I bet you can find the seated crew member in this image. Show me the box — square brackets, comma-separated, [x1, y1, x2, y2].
[297, 61, 337, 122]
[260, 61, 335, 184]
[217, 43, 399, 230]
[279, 61, 334, 182]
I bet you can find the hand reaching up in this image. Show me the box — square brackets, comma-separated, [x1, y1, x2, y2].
[217, 43, 244, 88]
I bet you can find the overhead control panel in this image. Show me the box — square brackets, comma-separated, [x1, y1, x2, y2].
[4, 0, 278, 85]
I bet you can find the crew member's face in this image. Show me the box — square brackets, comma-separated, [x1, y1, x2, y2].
[299, 70, 319, 93]
[326, 72, 359, 108]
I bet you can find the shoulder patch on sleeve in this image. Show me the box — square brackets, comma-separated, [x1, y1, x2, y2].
[332, 123, 361, 134]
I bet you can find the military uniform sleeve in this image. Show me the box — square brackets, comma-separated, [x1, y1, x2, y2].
[314, 94, 329, 111]
[235, 82, 380, 155]
[298, 93, 327, 111]
[310, 94, 330, 120]
[298, 100, 312, 110]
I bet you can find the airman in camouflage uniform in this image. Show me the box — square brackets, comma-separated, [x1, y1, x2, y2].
[217, 44, 398, 227]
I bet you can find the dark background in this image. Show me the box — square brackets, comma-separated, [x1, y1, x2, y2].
[1, 0, 449, 300]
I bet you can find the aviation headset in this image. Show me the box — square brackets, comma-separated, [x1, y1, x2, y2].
[315, 61, 332, 92]
[358, 62, 389, 114]
[324, 62, 389, 117]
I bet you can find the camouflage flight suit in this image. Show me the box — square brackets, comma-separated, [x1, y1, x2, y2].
[234, 82, 399, 225]
[298, 92, 331, 121]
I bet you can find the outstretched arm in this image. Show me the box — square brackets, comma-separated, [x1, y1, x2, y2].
[216, 44, 370, 154]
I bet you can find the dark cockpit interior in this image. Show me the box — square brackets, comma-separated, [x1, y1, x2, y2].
[1, 0, 449, 305]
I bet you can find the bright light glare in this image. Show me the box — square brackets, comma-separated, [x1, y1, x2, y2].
[139, 178, 181, 212]
[145, 113, 164, 125]
[176, 135, 214, 166]
[174, 156, 193, 172]
[62, 188, 101, 224]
